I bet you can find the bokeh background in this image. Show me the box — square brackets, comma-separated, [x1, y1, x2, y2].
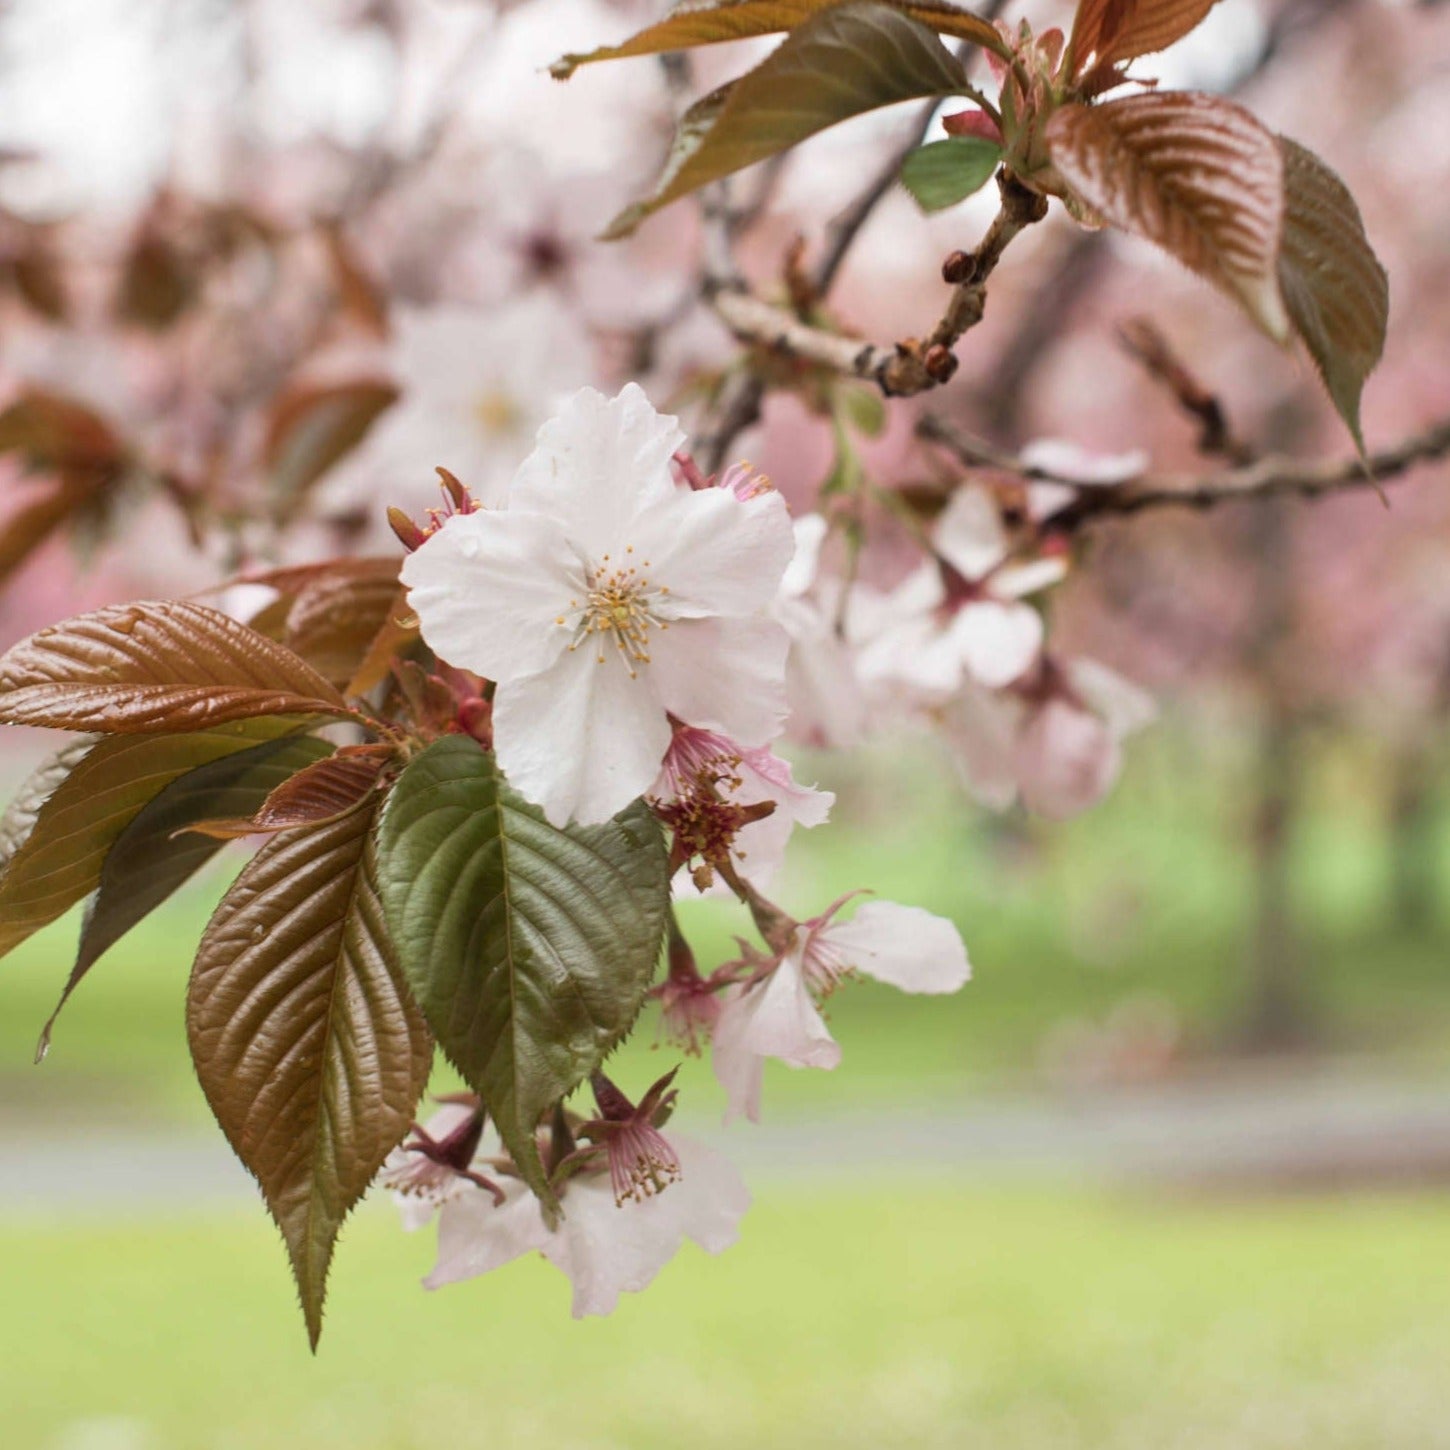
[3, 1, 1450, 1447]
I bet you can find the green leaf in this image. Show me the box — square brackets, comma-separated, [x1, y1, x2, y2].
[551, 0, 1008, 78]
[603, 2, 971, 238]
[0, 599, 354, 733]
[375, 737, 669, 1213]
[1276, 136, 1388, 454]
[837, 383, 887, 438]
[900, 136, 1001, 212]
[188, 799, 431, 1350]
[37, 733, 335, 1059]
[0, 724, 297, 965]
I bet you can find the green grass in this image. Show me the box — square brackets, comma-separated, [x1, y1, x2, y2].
[3, 1181, 1450, 1449]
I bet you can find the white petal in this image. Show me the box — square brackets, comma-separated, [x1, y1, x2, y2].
[650, 616, 789, 746]
[949, 601, 1042, 688]
[508, 384, 684, 555]
[401, 509, 581, 682]
[630, 484, 794, 619]
[992, 557, 1069, 600]
[424, 1181, 551, 1289]
[493, 645, 674, 826]
[712, 957, 840, 1122]
[817, 901, 971, 994]
[780, 513, 828, 598]
[933, 487, 1008, 581]
[545, 1138, 749, 1317]
[1066, 658, 1157, 740]
[940, 680, 1023, 812]
[1015, 697, 1120, 820]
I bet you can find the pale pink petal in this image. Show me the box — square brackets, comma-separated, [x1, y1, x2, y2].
[1015, 697, 1120, 820]
[780, 513, 828, 599]
[933, 487, 1008, 581]
[424, 1181, 551, 1289]
[817, 902, 971, 994]
[712, 956, 841, 1123]
[948, 600, 1042, 688]
[493, 645, 674, 825]
[545, 1136, 749, 1317]
[941, 680, 1023, 811]
[627, 484, 794, 618]
[509, 384, 684, 555]
[402, 509, 581, 682]
[992, 557, 1069, 600]
[727, 748, 834, 889]
[777, 594, 869, 749]
[650, 616, 789, 746]
[1066, 658, 1157, 740]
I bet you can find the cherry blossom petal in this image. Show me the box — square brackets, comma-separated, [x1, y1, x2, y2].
[424, 1180, 552, 1290]
[948, 600, 1043, 688]
[933, 487, 1009, 581]
[402, 509, 581, 682]
[941, 680, 1023, 811]
[712, 957, 841, 1123]
[992, 557, 1069, 600]
[509, 384, 684, 554]
[545, 1137, 749, 1317]
[780, 513, 828, 598]
[493, 645, 675, 825]
[1015, 697, 1120, 819]
[650, 616, 790, 746]
[1067, 658, 1157, 739]
[627, 484, 794, 618]
[817, 902, 971, 994]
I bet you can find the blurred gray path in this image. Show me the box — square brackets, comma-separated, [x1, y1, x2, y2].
[3, 1069, 1450, 1211]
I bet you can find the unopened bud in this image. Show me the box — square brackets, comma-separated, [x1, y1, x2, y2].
[388, 506, 427, 552]
[942, 250, 975, 285]
[924, 345, 959, 383]
[436, 466, 468, 511]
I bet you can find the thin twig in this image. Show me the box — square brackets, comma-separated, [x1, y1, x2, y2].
[708, 171, 1047, 398]
[810, 0, 1012, 298]
[916, 414, 1450, 525]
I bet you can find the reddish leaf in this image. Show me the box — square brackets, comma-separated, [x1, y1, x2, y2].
[0, 390, 124, 476]
[188, 800, 432, 1348]
[265, 380, 398, 520]
[0, 726, 295, 963]
[191, 750, 389, 838]
[320, 221, 389, 337]
[41, 733, 334, 1059]
[1276, 136, 1388, 452]
[551, 0, 1009, 77]
[1047, 92, 1288, 341]
[0, 476, 99, 587]
[0, 600, 354, 733]
[116, 231, 198, 330]
[1068, 0, 1221, 75]
[284, 558, 404, 688]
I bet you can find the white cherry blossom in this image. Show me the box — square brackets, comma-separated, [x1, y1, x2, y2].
[713, 899, 972, 1122]
[420, 1134, 749, 1319]
[401, 384, 795, 825]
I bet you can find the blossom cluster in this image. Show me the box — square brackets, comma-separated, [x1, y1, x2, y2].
[379, 381, 1147, 1315]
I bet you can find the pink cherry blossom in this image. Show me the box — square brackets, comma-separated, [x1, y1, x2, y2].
[401, 383, 796, 825]
[712, 899, 971, 1121]
[942, 656, 1156, 820]
[652, 722, 833, 890]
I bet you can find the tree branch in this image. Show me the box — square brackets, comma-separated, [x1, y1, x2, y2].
[916, 414, 1450, 525]
[708, 171, 1046, 398]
